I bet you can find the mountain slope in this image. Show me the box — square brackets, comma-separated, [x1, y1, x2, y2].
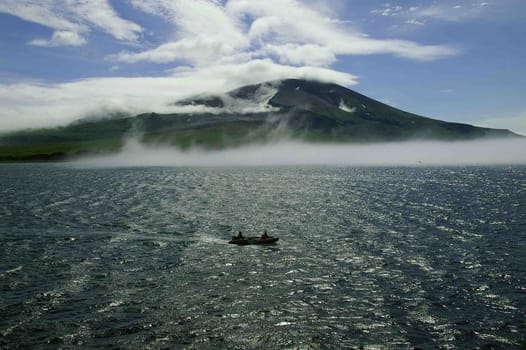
[0, 79, 520, 161]
[268, 79, 514, 141]
[178, 79, 516, 141]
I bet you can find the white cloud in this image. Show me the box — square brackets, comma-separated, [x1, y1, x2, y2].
[169, 59, 358, 88]
[124, 0, 248, 65]
[227, 0, 458, 61]
[129, 0, 241, 39]
[416, 4, 483, 22]
[73, 0, 142, 41]
[115, 0, 458, 66]
[112, 37, 243, 66]
[263, 44, 337, 66]
[2, 1, 459, 65]
[0, 0, 142, 46]
[248, 16, 282, 38]
[371, 0, 498, 23]
[28, 30, 86, 47]
[339, 37, 459, 61]
[370, 4, 404, 17]
[0, 60, 357, 132]
[0, 1, 82, 31]
[405, 19, 425, 26]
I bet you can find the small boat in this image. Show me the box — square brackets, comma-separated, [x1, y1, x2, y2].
[228, 236, 279, 245]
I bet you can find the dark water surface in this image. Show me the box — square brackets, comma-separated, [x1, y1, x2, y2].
[1, 164, 525, 349]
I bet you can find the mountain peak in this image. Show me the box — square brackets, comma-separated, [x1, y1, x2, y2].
[174, 77, 519, 141]
[0, 78, 520, 161]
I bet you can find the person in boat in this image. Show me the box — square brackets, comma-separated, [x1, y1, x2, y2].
[236, 231, 244, 239]
[260, 230, 269, 239]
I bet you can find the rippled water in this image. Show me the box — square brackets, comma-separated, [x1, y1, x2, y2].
[1, 164, 525, 349]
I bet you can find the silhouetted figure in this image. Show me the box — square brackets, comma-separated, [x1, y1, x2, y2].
[236, 231, 244, 239]
[260, 230, 268, 239]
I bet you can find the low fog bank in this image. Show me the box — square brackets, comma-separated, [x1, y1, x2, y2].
[73, 138, 526, 168]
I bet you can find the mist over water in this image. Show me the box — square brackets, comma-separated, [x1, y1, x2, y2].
[76, 138, 526, 167]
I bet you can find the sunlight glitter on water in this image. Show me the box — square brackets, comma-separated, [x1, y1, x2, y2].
[1, 164, 525, 349]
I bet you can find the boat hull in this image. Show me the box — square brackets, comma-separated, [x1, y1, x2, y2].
[228, 236, 279, 245]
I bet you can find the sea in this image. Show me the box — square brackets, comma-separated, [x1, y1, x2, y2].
[1, 163, 525, 349]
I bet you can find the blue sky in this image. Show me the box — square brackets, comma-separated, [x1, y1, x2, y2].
[0, 0, 525, 134]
